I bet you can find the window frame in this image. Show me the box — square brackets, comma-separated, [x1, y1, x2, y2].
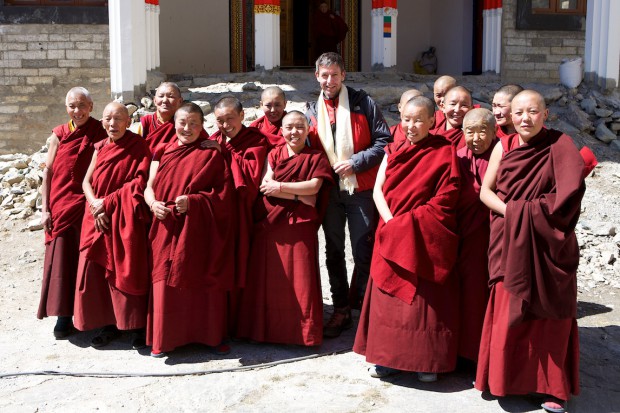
[531, 0, 586, 15]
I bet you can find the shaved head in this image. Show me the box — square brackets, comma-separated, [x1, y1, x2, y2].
[103, 101, 129, 118]
[66, 87, 92, 105]
[495, 84, 524, 101]
[261, 86, 286, 102]
[511, 90, 546, 110]
[463, 108, 496, 130]
[433, 76, 458, 107]
[434, 75, 457, 90]
[402, 96, 435, 119]
[398, 89, 423, 112]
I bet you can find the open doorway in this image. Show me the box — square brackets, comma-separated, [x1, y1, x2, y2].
[280, 0, 347, 69]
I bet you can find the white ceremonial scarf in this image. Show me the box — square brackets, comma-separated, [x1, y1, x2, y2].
[316, 84, 358, 194]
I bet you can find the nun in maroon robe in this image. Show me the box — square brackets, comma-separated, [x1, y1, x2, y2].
[250, 113, 286, 148]
[455, 109, 498, 362]
[146, 103, 235, 356]
[354, 97, 460, 378]
[74, 103, 151, 339]
[236, 111, 333, 346]
[476, 91, 586, 411]
[38, 110, 106, 326]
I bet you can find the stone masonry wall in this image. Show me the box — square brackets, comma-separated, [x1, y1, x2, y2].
[501, 0, 586, 85]
[0, 24, 110, 155]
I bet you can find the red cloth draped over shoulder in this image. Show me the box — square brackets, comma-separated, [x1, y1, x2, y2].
[149, 137, 235, 291]
[431, 123, 466, 150]
[140, 113, 177, 154]
[372, 135, 460, 304]
[250, 113, 286, 148]
[434, 109, 446, 130]
[210, 126, 268, 287]
[47, 117, 106, 244]
[253, 144, 334, 226]
[390, 123, 407, 145]
[488, 128, 585, 326]
[80, 131, 152, 295]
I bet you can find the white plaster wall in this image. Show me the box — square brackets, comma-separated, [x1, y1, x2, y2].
[159, 0, 230, 74]
[361, 0, 372, 71]
[430, 0, 472, 75]
[395, 0, 432, 73]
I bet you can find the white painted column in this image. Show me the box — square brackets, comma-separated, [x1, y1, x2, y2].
[154, 1, 161, 69]
[585, 0, 620, 88]
[371, 3, 398, 69]
[145, 1, 152, 70]
[482, 1, 502, 73]
[108, 0, 148, 101]
[254, 2, 281, 70]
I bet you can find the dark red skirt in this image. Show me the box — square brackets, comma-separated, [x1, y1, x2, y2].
[474, 281, 580, 401]
[236, 221, 323, 346]
[73, 251, 148, 331]
[354, 274, 459, 373]
[147, 280, 228, 354]
[37, 222, 81, 319]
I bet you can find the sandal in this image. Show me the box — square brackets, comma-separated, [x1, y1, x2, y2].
[90, 325, 120, 348]
[131, 329, 147, 350]
[541, 397, 566, 413]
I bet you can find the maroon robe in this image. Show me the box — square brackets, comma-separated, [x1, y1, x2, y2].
[236, 144, 333, 346]
[140, 113, 177, 154]
[73, 132, 151, 331]
[455, 140, 497, 361]
[38, 117, 106, 319]
[431, 123, 466, 150]
[147, 137, 235, 354]
[434, 109, 446, 130]
[211, 126, 268, 289]
[354, 135, 461, 373]
[475, 128, 584, 401]
[390, 123, 407, 145]
[250, 113, 286, 148]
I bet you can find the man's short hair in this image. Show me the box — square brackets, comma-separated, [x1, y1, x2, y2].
[66, 87, 92, 105]
[214, 96, 243, 113]
[315, 52, 345, 73]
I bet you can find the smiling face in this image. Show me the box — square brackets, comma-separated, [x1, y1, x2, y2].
[316, 64, 345, 100]
[433, 76, 457, 109]
[214, 106, 244, 139]
[511, 91, 548, 142]
[154, 84, 183, 121]
[443, 88, 472, 130]
[464, 120, 495, 155]
[65, 92, 93, 128]
[281, 112, 309, 154]
[260, 90, 286, 125]
[492, 92, 513, 129]
[102, 103, 130, 141]
[401, 103, 434, 145]
[175, 110, 203, 145]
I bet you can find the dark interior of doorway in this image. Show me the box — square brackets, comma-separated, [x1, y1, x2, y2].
[280, 0, 327, 69]
[464, 0, 484, 75]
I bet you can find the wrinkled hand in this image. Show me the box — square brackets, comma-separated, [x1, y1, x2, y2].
[175, 195, 189, 214]
[260, 178, 280, 196]
[89, 198, 105, 217]
[200, 140, 221, 152]
[94, 212, 110, 232]
[299, 194, 316, 207]
[41, 211, 52, 233]
[333, 160, 353, 179]
[151, 200, 172, 221]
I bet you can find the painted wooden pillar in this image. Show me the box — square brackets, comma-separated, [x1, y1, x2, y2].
[254, 0, 281, 70]
[371, 0, 397, 70]
[585, 0, 620, 89]
[482, 0, 502, 73]
[108, 0, 147, 101]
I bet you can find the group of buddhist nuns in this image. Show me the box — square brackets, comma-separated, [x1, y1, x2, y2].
[38, 73, 595, 413]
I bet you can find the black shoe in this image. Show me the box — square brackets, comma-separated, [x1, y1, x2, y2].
[131, 329, 147, 350]
[91, 325, 120, 348]
[323, 306, 353, 338]
[53, 316, 74, 339]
